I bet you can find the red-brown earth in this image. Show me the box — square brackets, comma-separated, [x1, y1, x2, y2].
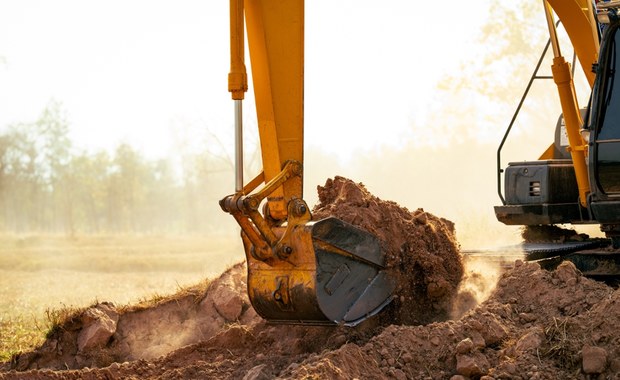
[2, 177, 618, 379]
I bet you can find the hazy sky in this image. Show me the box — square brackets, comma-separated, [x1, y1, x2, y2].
[0, 0, 490, 160]
[2, 1, 602, 245]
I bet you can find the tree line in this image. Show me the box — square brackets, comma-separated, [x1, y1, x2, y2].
[0, 101, 238, 235]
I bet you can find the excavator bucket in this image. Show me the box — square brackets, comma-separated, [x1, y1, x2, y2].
[244, 217, 395, 326]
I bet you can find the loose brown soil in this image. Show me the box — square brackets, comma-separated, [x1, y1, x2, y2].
[2, 177, 620, 379]
[313, 176, 464, 325]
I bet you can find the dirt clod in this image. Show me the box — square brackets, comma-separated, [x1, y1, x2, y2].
[582, 345, 608, 374]
[77, 304, 119, 352]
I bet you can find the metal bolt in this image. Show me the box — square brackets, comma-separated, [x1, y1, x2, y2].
[278, 245, 293, 259]
[299, 204, 307, 214]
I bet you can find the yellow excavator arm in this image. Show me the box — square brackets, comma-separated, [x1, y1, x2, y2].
[547, 0, 598, 87]
[223, 0, 304, 259]
[229, 0, 304, 219]
[540, 0, 599, 207]
[220, 0, 394, 325]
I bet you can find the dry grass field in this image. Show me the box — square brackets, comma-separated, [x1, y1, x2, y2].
[0, 234, 244, 361]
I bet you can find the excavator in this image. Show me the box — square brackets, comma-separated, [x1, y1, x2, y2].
[219, 0, 620, 326]
[495, 0, 620, 277]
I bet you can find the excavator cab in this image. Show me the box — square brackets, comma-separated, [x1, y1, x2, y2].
[587, 13, 620, 243]
[219, 0, 394, 325]
[495, 1, 620, 274]
[494, 0, 598, 228]
[495, 1, 620, 235]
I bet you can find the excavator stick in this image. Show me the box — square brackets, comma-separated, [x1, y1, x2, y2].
[245, 217, 395, 326]
[222, 0, 395, 325]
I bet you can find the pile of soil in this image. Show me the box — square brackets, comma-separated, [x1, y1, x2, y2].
[3, 260, 619, 379]
[312, 176, 464, 325]
[3, 262, 262, 372]
[2, 177, 620, 379]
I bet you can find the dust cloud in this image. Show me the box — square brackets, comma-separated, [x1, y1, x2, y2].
[451, 255, 503, 319]
[301, 136, 543, 317]
[304, 140, 532, 250]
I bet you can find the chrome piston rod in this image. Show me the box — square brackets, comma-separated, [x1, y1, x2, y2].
[234, 99, 243, 193]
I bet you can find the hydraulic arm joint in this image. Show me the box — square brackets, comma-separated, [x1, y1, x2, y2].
[219, 160, 309, 262]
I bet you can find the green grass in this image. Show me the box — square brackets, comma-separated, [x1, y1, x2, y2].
[0, 315, 46, 361]
[0, 234, 245, 362]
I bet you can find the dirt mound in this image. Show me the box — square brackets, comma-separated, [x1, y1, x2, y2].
[3, 261, 618, 379]
[0, 260, 389, 379]
[3, 262, 261, 372]
[280, 260, 616, 379]
[312, 176, 464, 324]
[3, 176, 620, 379]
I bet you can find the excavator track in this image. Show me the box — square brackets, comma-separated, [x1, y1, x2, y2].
[530, 245, 620, 279]
[463, 240, 620, 279]
[522, 240, 608, 261]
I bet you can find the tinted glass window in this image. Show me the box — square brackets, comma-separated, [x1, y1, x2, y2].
[597, 143, 620, 193]
[597, 27, 620, 193]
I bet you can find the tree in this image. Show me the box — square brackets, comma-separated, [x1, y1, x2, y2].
[64, 151, 111, 233]
[425, 2, 558, 146]
[36, 100, 72, 232]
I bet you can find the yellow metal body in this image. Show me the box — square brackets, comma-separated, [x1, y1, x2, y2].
[244, 0, 304, 221]
[224, 0, 314, 322]
[241, 200, 328, 323]
[228, 0, 247, 101]
[543, 0, 599, 207]
[221, 1, 394, 325]
[547, 0, 597, 86]
[227, 0, 303, 220]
